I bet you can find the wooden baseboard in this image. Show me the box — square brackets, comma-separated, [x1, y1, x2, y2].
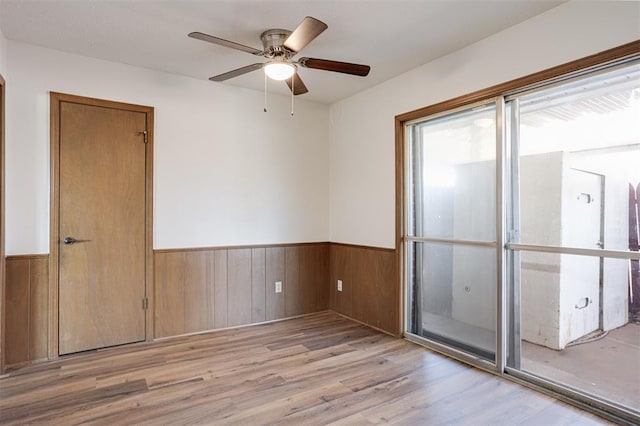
[153, 310, 330, 342]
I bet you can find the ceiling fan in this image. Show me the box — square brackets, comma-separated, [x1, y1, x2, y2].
[188, 16, 370, 95]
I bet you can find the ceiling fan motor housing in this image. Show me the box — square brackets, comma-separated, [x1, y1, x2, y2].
[260, 29, 294, 59]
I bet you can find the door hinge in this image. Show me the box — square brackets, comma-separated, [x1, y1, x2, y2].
[138, 130, 148, 144]
[142, 297, 148, 310]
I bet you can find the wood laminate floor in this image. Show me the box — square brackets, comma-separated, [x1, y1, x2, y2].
[0, 312, 611, 425]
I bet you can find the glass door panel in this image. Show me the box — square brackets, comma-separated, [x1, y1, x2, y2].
[507, 62, 640, 414]
[406, 103, 497, 361]
[515, 64, 640, 253]
[407, 241, 496, 360]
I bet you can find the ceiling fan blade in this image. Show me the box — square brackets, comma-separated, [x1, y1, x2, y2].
[299, 57, 370, 76]
[189, 32, 263, 55]
[283, 16, 328, 53]
[209, 63, 264, 82]
[285, 73, 309, 95]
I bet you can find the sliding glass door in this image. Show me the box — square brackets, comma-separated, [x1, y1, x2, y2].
[404, 58, 640, 421]
[406, 102, 497, 361]
[506, 63, 640, 415]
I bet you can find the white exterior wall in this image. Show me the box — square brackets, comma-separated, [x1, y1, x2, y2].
[329, 1, 640, 249]
[520, 152, 630, 350]
[520, 152, 564, 349]
[5, 41, 329, 254]
[568, 154, 630, 331]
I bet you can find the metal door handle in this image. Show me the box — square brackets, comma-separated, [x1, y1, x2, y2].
[63, 236, 89, 245]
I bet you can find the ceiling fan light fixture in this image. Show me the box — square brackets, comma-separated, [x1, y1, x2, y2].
[264, 62, 295, 81]
[190, 16, 370, 98]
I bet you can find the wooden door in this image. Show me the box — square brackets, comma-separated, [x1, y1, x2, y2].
[58, 100, 148, 355]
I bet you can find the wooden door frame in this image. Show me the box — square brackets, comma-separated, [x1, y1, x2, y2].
[49, 92, 154, 358]
[0, 74, 6, 372]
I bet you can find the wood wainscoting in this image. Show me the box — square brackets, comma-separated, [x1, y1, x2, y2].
[3, 242, 400, 367]
[153, 243, 330, 338]
[329, 243, 399, 336]
[5, 255, 49, 365]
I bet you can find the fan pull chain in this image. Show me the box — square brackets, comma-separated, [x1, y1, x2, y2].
[291, 75, 295, 116]
[264, 72, 268, 113]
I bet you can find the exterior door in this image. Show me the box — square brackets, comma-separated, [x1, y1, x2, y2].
[58, 99, 148, 355]
[562, 168, 603, 341]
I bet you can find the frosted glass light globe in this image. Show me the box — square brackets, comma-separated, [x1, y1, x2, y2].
[264, 62, 295, 80]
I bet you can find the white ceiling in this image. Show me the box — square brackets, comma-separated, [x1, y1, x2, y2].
[0, 0, 564, 104]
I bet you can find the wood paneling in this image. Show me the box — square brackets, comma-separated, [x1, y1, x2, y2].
[330, 243, 353, 317]
[301, 244, 329, 313]
[183, 251, 207, 333]
[28, 259, 48, 360]
[251, 248, 266, 323]
[154, 251, 210, 337]
[5, 242, 386, 361]
[284, 246, 301, 317]
[5, 259, 28, 364]
[154, 252, 184, 338]
[0, 312, 607, 426]
[330, 244, 399, 336]
[213, 250, 227, 329]
[153, 243, 329, 338]
[265, 247, 285, 321]
[5, 255, 49, 365]
[227, 249, 252, 327]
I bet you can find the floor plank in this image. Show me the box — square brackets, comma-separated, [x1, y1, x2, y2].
[0, 312, 613, 425]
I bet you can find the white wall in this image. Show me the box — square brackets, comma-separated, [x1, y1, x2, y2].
[0, 27, 6, 76]
[520, 152, 564, 350]
[329, 1, 640, 249]
[6, 41, 329, 255]
[569, 153, 630, 331]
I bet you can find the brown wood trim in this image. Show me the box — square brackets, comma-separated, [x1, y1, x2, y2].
[49, 92, 154, 359]
[49, 92, 154, 114]
[394, 115, 405, 335]
[394, 40, 640, 340]
[0, 73, 5, 374]
[49, 92, 59, 360]
[144, 104, 154, 343]
[396, 40, 640, 123]
[329, 242, 395, 253]
[6, 254, 49, 261]
[154, 241, 332, 254]
[153, 311, 329, 342]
